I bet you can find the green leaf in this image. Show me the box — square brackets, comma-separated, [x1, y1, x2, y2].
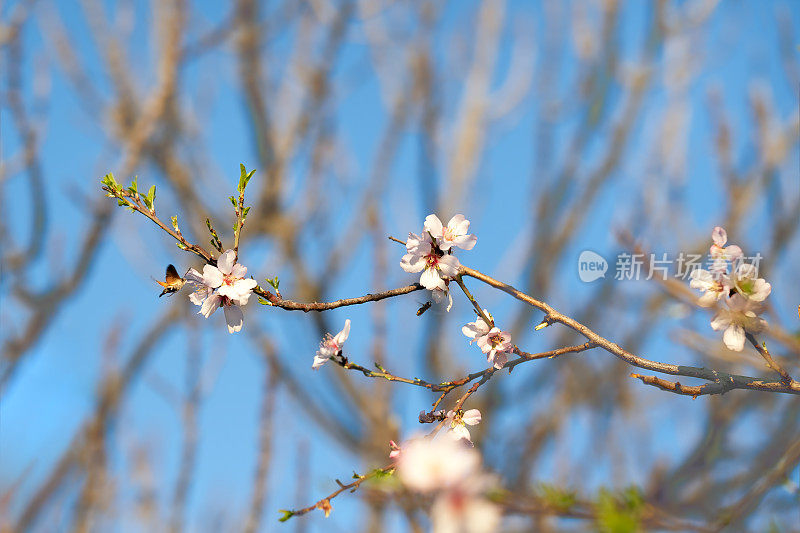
[242, 206, 251, 219]
[595, 488, 642, 533]
[171, 215, 179, 231]
[145, 185, 156, 210]
[128, 176, 138, 195]
[277, 510, 294, 522]
[266, 276, 280, 290]
[371, 468, 393, 480]
[101, 173, 119, 190]
[229, 196, 236, 207]
[238, 164, 256, 193]
[176, 242, 188, 250]
[538, 483, 577, 513]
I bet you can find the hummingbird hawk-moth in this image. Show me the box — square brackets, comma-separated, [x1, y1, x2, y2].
[155, 264, 186, 297]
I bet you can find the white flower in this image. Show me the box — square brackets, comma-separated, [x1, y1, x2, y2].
[201, 249, 258, 305]
[185, 267, 213, 306]
[397, 436, 500, 533]
[401, 232, 460, 291]
[476, 328, 512, 369]
[444, 409, 482, 444]
[397, 437, 482, 493]
[312, 319, 351, 369]
[689, 269, 731, 307]
[731, 263, 771, 302]
[710, 295, 767, 351]
[462, 311, 493, 344]
[185, 251, 256, 334]
[424, 214, 477, 252]
[463, 312, 511, 368]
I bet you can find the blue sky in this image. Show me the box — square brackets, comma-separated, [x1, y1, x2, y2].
[2, 0, 799, 530]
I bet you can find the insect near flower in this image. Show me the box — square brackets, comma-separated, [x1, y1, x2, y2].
[155, 264, 186, 297]
[416, 301, 433, 316]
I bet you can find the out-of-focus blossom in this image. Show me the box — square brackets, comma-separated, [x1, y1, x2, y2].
[312, 319, 351, 369]
[444, 409, 482, 444]
[401, 232, 460, 291]
[397, 436, 500, 533]
[397, 437, 482, 493]
[431, 488, 501, 533]
[710, 295, 767, 351]
[424, 214, 477, 252]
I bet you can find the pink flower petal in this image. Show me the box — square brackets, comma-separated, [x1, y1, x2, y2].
[711, 226, 727, 247]
[722, 324, 745, 351]
[224, 304, 244, 333]
[217, 249, 237, 275]
[202, 264, 224, 288]
[420, 268, 446, 291]
[462, 409, 481, 426]
[424, 214, 444, 237]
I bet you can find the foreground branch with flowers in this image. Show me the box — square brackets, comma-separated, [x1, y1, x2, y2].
[101, 166, 799, 529]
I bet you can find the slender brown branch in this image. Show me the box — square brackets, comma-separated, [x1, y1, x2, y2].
[745, 333, 794, 384]
[460, 265, 800, 396]
[102, 186, 214, 263]
[453, 275, 495, 328]
[255, 283, 425, 311]
[280, 465, 394, 521]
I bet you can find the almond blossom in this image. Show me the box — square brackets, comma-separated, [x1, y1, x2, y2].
[201, 249, 258, 304]
[444, 409, 482, 444]
[186, 250, 257, 334]
[478, 328, 512, 369]
[691, 227, 772, 352]
[397, 437, 500, 533]
[397, 436, 482, 493]
[312, 319, 351, 369]
[401, 232, 460, 291]
[185, 267, 212, 306]
[424, 214, 477, 251]
[710, 295, 767, 351]
[689, 269, 731, 307]
[462, 311, 512, 369]
[461, 310, 492, 344]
